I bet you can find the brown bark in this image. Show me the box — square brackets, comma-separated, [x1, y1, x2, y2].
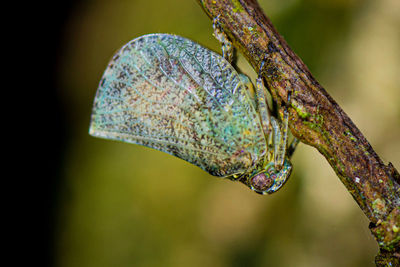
[196, 0, 399, 265]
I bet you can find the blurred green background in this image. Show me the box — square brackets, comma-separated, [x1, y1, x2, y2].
[55, 0, 400, 266]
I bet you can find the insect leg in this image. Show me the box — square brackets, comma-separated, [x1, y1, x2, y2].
[274, 108, 289, 170]
[282, 89, 299, 159]
[255, 69, 272, 137]
[213, 15, 235, 63]
[257, 58, 292, 170]
[287, 137, 299, 158]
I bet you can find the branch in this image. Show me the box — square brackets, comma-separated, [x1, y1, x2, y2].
[197, 0, 399, 264]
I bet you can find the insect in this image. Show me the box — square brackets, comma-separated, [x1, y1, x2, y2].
[89, 23, 299, 194]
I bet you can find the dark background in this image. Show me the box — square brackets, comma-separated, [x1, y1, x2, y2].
[35, 1, 79, 266]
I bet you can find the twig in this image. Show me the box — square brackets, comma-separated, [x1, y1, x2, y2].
[196, 0, 400, 265]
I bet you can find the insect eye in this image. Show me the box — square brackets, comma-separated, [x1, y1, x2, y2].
[250, 172, 274, 192]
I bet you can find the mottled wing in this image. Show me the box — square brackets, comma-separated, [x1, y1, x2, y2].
[90, 34, 266, 177]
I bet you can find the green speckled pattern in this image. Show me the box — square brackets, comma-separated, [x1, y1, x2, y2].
[90, 34, 267, 177]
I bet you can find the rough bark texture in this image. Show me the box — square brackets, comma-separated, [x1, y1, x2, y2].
[196, 0, 400, 265]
